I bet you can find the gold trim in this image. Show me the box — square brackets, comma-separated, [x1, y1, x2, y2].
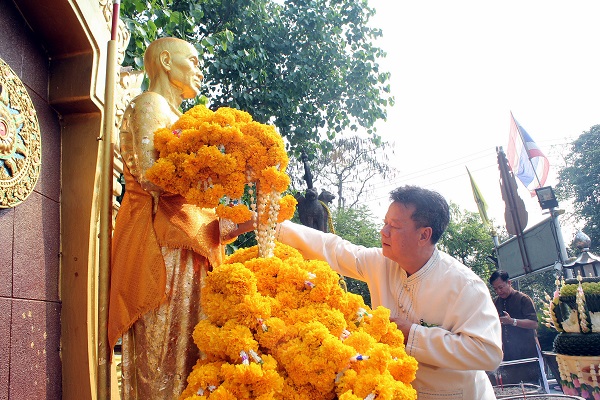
[0, 58, 42, 208]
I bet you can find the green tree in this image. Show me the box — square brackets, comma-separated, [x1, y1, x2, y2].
[438, 203, 496, 279]
[333, 205, 381, 248]
[332, 205, 382, 307]
[288, 136, 397, 209]
[556, 124, 600, 252]
[120, 0, 393, 154]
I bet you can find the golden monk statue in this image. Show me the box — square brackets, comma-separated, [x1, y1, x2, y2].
[108, 37, 225, 399]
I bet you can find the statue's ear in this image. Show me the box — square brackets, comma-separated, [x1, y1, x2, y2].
[159, 50, 172, 71]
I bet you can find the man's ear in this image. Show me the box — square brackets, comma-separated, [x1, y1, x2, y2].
[419, 227, 432, 244]
[159, 50, 172, 71]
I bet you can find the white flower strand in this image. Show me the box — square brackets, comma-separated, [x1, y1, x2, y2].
[577, 273, 591, 333]
[255, 192, 267, 257]
[255, 190, 281, 258]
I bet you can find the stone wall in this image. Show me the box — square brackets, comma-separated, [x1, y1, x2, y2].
[0, 0, 62, 398]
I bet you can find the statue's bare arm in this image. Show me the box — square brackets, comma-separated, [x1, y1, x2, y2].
[120, 92, 179, 194]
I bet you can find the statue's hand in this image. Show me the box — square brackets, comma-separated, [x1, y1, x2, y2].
[222, 213, 256, 242]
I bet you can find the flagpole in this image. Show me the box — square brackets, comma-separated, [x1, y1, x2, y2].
[498, 146, 532, 274]
[98, 1, 120, 398]
[465, 166, 499, 250]
[510, 111, 542, 188]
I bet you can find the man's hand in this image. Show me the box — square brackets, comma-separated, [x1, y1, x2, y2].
[499, 311, 512, 326]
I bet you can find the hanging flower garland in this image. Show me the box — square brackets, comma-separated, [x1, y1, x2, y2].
[146, 104, 297, 256]
[179, 242, 418, 400]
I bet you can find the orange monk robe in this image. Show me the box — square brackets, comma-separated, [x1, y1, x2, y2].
[108, 167, 224, 350]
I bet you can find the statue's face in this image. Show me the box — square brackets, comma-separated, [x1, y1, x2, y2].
[167, 41, 204, 99]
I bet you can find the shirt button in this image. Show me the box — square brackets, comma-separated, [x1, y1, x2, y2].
[399, 304, 403, 309]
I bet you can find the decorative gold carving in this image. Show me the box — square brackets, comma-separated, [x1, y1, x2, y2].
[0, 58, 42, 208]
[112, 68, 144, 220]
[98, 0, 131, 65]
[115, 68, 144, 139]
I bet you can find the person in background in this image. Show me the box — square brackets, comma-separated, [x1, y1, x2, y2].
[489, 269, 539, 361]
[228, 185, 503, 399]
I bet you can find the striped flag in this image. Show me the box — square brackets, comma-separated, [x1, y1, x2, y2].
[466, 167, 490, 226]
[506, 112, 550, 196]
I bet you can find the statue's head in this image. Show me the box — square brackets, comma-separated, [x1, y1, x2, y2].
[144, 37, 203, 99]
[305, 187, 318, 200]
[318, 190, 335, 204]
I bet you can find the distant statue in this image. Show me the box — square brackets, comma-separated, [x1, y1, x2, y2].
[296, 188, 336, 233]
[295, 150, 336, 232]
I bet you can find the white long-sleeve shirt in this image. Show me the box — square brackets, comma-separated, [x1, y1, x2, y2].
[277, 220, 502, 400]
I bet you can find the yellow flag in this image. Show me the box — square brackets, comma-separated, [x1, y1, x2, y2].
[466, 167, 490, 226]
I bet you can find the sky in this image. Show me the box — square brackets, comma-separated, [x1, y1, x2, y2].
[356, 0, 600, 242]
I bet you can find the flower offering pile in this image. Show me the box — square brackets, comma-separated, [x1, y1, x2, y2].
[179, 242, 418, 400]
[543, 274, 600, 399]
[544, 275, 600, 335]
[146, 104, 297, 257]
[147, 105, 417, 399]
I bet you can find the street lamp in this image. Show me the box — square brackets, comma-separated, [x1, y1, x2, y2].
[563, 231, 600, 278]
[535, 186, 559, 210]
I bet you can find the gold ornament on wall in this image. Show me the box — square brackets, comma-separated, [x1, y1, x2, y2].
[0, 58, 42, 208]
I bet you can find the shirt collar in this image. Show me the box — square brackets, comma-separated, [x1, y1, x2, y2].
[405, 248, 439, 282]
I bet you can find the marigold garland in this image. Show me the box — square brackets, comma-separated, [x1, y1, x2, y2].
[146, 104, 295, 256]
[178, 242, 418, 400]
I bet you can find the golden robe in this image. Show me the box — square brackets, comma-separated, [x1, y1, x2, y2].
[108, 92, 224, 399]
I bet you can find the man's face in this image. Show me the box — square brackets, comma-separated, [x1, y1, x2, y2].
[168, 42, 203, 99]
[491, 278, 513, 299]
[380, 202, 424, 266]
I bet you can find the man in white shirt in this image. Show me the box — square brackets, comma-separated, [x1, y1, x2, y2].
[229, 185, 502, 399]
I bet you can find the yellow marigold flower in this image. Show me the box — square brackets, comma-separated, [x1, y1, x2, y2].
[222, 245, 261, 265]
[388, 354, 418, 384]
[216, 204, 253, 224]
[171, 113, 199, 132]
[144, 158, 176, 190]
[259, 167, 291, 193]
[222, 172, 246, 199]
[344, 330, 377, 355]
[185, 103, 213, 122]
[205, 263, 258, 296]
[194, 320, 259, 361]
[277, 195, 298, 223]
[153, 127, 178, 155]
[178, 360, 224, 399]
